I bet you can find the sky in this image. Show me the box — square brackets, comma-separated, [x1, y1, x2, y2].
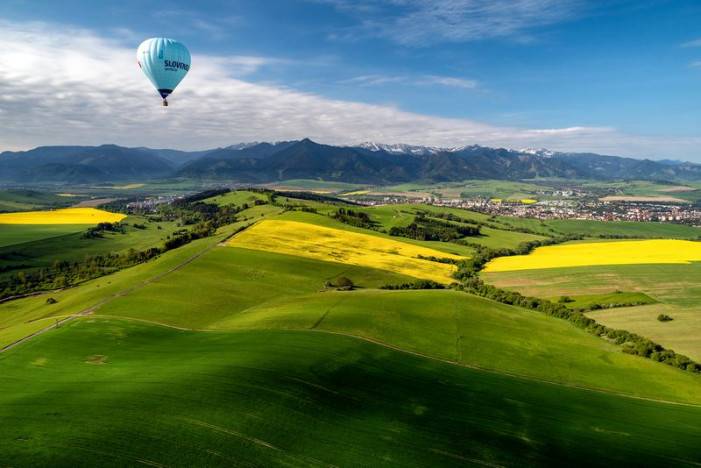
[0, 0, 700, 160]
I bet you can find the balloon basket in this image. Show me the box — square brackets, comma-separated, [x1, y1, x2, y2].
[162, 99, 168, 107]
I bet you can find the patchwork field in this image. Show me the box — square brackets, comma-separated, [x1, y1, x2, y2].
[0, 207, 130, 249]
[0, 207, 125, 224]
[1, 218, 696, 404]
[3, 191, 701, 465]
[484, 262, 701, 360]
[227, 219, 463, 283]
[485, 239, 701, 272]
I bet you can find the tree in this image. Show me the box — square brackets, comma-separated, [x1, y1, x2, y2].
[334, 277, 354, 290]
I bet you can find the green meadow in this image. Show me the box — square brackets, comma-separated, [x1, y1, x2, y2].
[268, 178, 365, 192]
[2, 191, 701, 465]
[3, 319, 700, 467]
[0, 224, 92, 248]
[484, 262, 701, 360]
[206, 189, 268, 207]
[0, 216, 181, 280]
[0, 189, 76, 212]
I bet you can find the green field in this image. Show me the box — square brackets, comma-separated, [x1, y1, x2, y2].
[0, 224, 95, 248]
[3, 191, 701, 465]
[97, 246, 414, 329]
[3, 319, 700, 466]
[3, 209, 699, 404]
[0, 189, 78, 212]
[364, 179, 547, 200]
[580, 180, 701, 203]
[484, 262, 701, 360]
[552, 291, 657, 310]
[205, 189, 268, 207]
[0, 216, 180, 280]
[267, 179, 366, 192]
[349, 204, 545, 250]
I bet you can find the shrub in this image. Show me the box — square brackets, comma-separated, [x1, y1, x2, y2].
[657, 314, 674, 322]
[325, 277, 355, 291]
[46, 297, 58, 304]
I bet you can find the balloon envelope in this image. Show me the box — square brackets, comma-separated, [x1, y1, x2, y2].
[137, 38, 191, 101]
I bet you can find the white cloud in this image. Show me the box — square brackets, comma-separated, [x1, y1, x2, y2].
[341, 74, 408, 86]
[0, 19, 699, 160]
[691, 61, 701, 68]
[341, 74, 478, 89]
[421, 75, 478, 89]
[318, 0, 583, 45]
[682, 38, 701, 48]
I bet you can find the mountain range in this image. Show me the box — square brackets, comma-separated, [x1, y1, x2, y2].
[1, 139, 700, 184]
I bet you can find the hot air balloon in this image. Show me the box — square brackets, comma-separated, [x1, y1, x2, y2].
[136, 38, 191, 106]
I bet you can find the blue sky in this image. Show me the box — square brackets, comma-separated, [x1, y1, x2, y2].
[0, 0, 700, 159]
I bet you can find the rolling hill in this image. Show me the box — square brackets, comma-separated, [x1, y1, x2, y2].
[1, 191, 701, 465]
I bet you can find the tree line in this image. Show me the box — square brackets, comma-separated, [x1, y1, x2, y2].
[390, 214, 481, 242]
[333, 208, 377, 229]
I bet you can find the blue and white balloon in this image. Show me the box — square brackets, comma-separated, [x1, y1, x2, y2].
[137, 38, 191, 106]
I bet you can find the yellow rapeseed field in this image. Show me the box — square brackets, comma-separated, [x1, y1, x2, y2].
[0, 208, 126, 225]
[227, 220, 464, 283]
[485, 239, 701, 272]
[113, 183, 145, 189]
[344, 190, 370, 196]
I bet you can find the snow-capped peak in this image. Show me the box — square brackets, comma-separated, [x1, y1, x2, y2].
[225, 142, 261, 150]
[520, 147, 557, 158]
[355, 142, 444, 155]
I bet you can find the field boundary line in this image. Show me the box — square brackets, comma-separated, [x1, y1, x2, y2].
[71, 314, 701, 409]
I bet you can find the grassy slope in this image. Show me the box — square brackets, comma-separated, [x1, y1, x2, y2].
[207, 289, 701, 403]
[553, 291, 656, 309]
[0, 212, 271, 348]
[546, 218, 701, 238]
[484, 263, 701, 360]
[1, 319, 700, 467]
[0, 216, 180, 280]
[90, 240, 701, 404]
[269, 179, 365, 192]
[0, 189, 74, 212]
[0, 224, 91, 248]
[354, 204, 546, 249]
[205, 190, 267, 206]
[3, 197, 701, 464]
[3, 202, 700, 403]
[97, 246, 413, 329]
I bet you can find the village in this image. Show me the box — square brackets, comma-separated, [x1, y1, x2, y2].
[351, 194, 701, 226]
